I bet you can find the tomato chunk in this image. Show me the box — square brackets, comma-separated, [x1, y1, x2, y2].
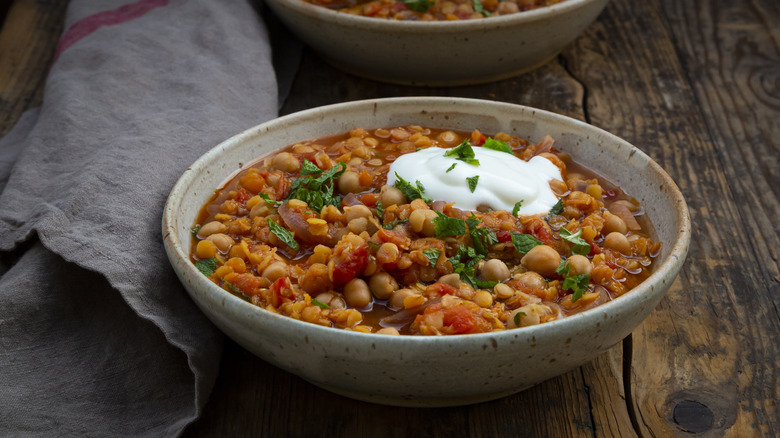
[332, 244, 369, 285]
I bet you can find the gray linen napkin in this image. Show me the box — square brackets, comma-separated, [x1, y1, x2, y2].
[0, 0, 286, 435]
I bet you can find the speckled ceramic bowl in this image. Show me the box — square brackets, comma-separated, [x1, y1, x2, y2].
[264, 0, 609, 86]
[162, 97, 690, 407]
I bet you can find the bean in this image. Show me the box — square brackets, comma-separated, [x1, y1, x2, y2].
[602, 211, 628, 235]
[513, 271, 546, 289]
[389, 288, 417, 309]
[507, 304, 551, 328]
[343, 278, 372, 308]
[197, 221, 226, 238]
[376, 242, 400, 265]
[369, 272, 398, 299]
[604, 232, 631, 254]
[262, 261, 288, 282]
[520, 245, 561, 277]
[474, 290, 493, 308]
[299, 263, 330, 294]
[439, 273, 461, 288]
[315, 292, 345, 310]
[408, 209, 438, 237]
[481, 259, 510, 283]
[379, 185, 406, 206]
[272, 152, 300, 173]
[206, 233, 234, 253]
[566, 254, 592, 276]
[348, 217, 369, 234]
[338, 171, 363, 194]
[437, 130, 460, 146]
[376, 327, 400, 335]
[345, 205, 372, 222]
[494, 283, 514, 299]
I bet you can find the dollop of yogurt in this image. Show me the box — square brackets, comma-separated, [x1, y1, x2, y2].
[386, 146, 562, 215]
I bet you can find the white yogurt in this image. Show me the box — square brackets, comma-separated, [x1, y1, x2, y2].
[386, 146, 562, 215]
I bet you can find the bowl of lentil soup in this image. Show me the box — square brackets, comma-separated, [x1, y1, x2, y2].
[264, 0, 609, 85]
[163, 97, 689, 406]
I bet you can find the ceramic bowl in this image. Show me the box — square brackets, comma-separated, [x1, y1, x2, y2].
[162, 97, 690, 407]
[264, 0, 609, 86]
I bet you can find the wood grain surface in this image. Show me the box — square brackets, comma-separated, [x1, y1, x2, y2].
[1, 0, 776, 436]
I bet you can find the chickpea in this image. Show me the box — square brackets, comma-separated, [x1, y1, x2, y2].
[513, 271, 546, 290]
[315, 292, 345, 310]
[494, 283, 514, 299]
[481, 259, 510, 283]
[299, 263, 330, 294]
[376, 242, 400, 265]
[437, 130, 460, 146]
[338, 171, 363, 195]
[408, 209, 438, 237]
[344, 205, 372, 222]
[379, 185, 406, 206]
[439, 273, 461, 288]
[565, 254, 592, 276]
[343, 278, 372, 308]
[195, 240, 217, 259]
[474, 290, 493, 308]
[520, 245, 561, 277]
[496, 1, 519, 14]
[376, 327, 400, 335]
[507, 304, 552, 328]
[602, 211, 628, 235]
[603, 232, 631, 254]
[389, 288, 418, 309]
[262, 261, 288, 282]
[369, 272, 398, 299]
[249, 201, 269, 218]
[348, 217, 369, 234]
[197, 221, 226, 238]
[206, 233, 234, 253]
[271, 152, 300, 173]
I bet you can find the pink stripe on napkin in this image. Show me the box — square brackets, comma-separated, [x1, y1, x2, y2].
[55, 0, 170, 61]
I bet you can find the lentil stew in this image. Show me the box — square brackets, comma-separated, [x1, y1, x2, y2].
[190, 126, 660, 336]
[302, 0, 565, 20]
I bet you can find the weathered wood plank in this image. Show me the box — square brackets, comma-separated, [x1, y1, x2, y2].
[564, 0, 779, 436]
[0, 0, 67, 137]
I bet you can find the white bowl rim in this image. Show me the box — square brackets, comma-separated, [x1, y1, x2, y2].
[163, 96, 690, 346]
[268, 0, 603, 32]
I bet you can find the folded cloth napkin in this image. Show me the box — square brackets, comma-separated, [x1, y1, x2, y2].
[0, 0, 288, 435]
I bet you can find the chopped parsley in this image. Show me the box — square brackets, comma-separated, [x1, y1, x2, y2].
[312, 298, 331, 309]
[482, 137, 513, 154]
[466, 175, 479, 193]
[511, 232, 541, 255]
[446, 163, 457, 173]
[422, 248, 442, 267]
[448, 245, 497, 290]
[375, 202, 384, 221]
[560, 228, 591, 256]
[466, 215, 497, 256]
[403, 0, 434, 12]
[563, 274, 590, 302]
[444, 139, 480, 166]
[299, 159, 323, 176]
[267, 218, 299, 252]
[285, 161, 346, 212]
[259, 192, 282, 207]
[195, 258, 217, 276]
[433, 212, 466, 237]
[393, 173, 433, 203]
[472, 0, 489, 16]
[512, 200, 523, 217]
[383, 218, 409, 230]
[513, 311, 527, 326]
[547, 199, 564, 219]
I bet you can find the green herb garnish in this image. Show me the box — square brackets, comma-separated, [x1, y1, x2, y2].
[446, 163, 457, 173]
[563, 274, 590, 302]
[195, 258, 217, 276]
[472, 0, 489, 16]
[511, 200, 523, 217]
[448, 245, 496, 289]
[299, 159, 323, 176]
[259, 192, 282, 207]
[422, 248, 442, 267]
[466, 175, 479, 193]
[367, 241, 381, 251]
[393, 173, 433, 203]
[268, 218, 300, 252]
[404, 0, 434, 12]
[312, 298, 331, 309]
[513, 311, 527, 326]
[482, 137, 512, 154]
[560, 228, 591, 256]
[433, 212, 466, 237]
[547, 199, 564, 219]
[191, 225, 201, 236]
[383, 218, 409, 230]
[555, 258, 570, 276]
[511, 232, 541, 255]
[466, 215, 497, 256]
[375, 202, 384, 221]
[444, 139, 480, 166]
[285, 161, 346, 212]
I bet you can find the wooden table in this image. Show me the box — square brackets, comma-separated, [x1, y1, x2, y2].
[2, 0, 777, 436]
